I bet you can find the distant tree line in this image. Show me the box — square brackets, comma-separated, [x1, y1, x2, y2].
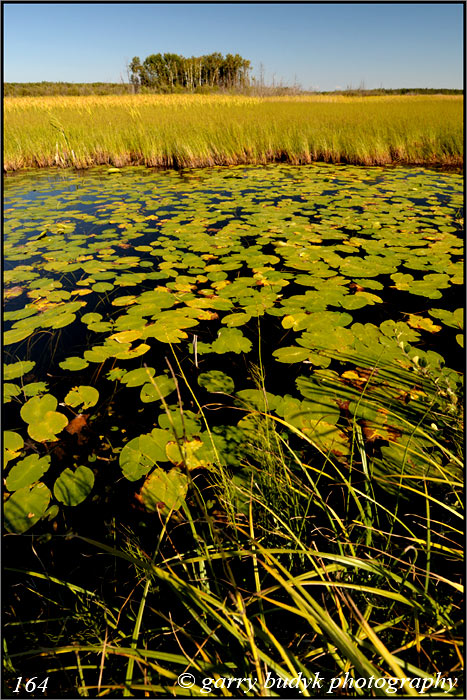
[128, 52, 251, 92]
[4, 82, 134, 97]
[324, 87, 463, 97]
[3, 81, 463, 98]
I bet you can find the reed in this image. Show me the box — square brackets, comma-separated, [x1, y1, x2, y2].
[4, 94, 463, 171]
[4, 354, 463, 696]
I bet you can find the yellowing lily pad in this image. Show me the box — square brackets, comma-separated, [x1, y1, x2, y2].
[4, 431, 24, 465]
[407, 315, 442, 333]
[20, 394, 68, 442]
[139, 467, 188, 514]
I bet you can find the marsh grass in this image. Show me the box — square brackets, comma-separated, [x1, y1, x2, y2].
[4, 94, 463, 171]
[4, 351, 463, 697]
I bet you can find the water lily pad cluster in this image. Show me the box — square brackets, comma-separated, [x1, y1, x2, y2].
[3, 164, 464, 532]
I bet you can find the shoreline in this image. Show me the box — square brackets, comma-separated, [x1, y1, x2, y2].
[4, 154, 463, 174]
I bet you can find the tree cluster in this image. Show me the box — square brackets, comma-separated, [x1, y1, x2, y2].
[129, 52, 251, 92]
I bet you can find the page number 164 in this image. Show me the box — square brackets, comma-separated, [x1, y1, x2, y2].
[13, 677, 49, 693]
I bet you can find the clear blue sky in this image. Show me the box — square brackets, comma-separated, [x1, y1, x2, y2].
[3, 3, 464, 89]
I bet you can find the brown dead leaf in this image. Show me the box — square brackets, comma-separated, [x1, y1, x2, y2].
[66, 414, 90, 445]
[66, 414, 89, 435]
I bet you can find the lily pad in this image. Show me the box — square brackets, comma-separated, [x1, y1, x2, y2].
[272, 346, 310, 364]
[140, 376, 176, 403]
[65, 385, 99, 410]
[211, 328, 252, 354]
[53, 466, 95, 506]
[6, 454, 51, 491]
[119, 431, 171, 481]
[139, 467, 188, 514]
[4, 431, 24, 465]
[59, 356, 90, 371]
[4, 483, 52, 533]
[4, 360, 35, 381]
[20, 394, 68, 442]
[121, 366, 155, 387]
[198, 370, 235, 394]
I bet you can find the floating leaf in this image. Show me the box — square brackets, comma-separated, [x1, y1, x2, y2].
[407, 315, 442, 333]
[121, 366, 155, 387]
[23, 382, 48, 397]
[4, 383, 21, 402]
[139, 467, 188, 513]
[236, 389, 279, 412]
[211, 328, 252, 354]
[4, 327, 34, 345]
[92, 282, 114, 293]
[4, 431, 24, 465]
[20, 394, 68, 442]
[221, 312, 251, 328]
[114, 343, 151, 360]
[4, 360, 35, 381]
[166, 438, 207, 469]
[140, 376, 176, 403]
[59, 356, 89, 371]
[53, 466, 95, 506]
[6, 454, 51, 491]
[109, 329, 143, 344]
[198, 370, 235, 394]
[65, 386, 99, 410]
[4, 483, 51, 533]
[272, 346, 310, 364]
[119, 431, 171, 481]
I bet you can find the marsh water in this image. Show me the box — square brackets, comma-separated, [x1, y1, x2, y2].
[4, 163, 464, 533]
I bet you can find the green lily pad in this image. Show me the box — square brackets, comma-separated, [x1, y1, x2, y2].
[23, 382, 49, 398]
[4, 483, 52, 533]
[119, 431, 171, 481]
[198, 371, 235, 394]
[59, 356, 90, 371]
[53, 466, 95, 506]
[140, 376, 176, 403]
[4, 360, 35, 381]
[64, 385, 99, 410]
[211, 328, 252, 354]
[4, 383, 21, 402]
[121, 366, 155, 387]
[272, 346, 310, 364]
[6, 454, 51, 491]
[4, 327, 34, 345]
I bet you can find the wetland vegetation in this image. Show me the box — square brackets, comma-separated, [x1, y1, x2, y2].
[4, 94, 463, 172]
[3, 159, 464, 696]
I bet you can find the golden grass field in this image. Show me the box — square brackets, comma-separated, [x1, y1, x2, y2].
[4, 94, 463, 171]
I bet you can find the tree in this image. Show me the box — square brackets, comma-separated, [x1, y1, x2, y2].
[128, 52, 252, 93]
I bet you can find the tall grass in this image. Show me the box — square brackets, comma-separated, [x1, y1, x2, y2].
[4, 352, 463, 696]
[4, 94, 463, 171]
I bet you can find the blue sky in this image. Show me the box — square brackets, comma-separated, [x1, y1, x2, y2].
[3, 3, 464, 89]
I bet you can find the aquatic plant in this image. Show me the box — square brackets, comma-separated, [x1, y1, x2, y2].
[3, 163, 464, 696]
